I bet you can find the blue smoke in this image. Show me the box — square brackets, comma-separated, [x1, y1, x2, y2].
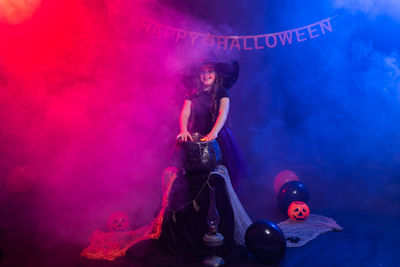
[159, 0, 400, 209]
[228, 1, 400, 170]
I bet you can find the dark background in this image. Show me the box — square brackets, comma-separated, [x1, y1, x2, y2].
[1, 0, 400, 266]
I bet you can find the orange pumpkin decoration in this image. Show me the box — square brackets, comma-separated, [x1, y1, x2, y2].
[107, 212, 130, 232]
[287, 201, 310, 221]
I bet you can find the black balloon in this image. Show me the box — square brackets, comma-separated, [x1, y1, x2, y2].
[245, 220, 286, 264]
[277, 181, 310, 213]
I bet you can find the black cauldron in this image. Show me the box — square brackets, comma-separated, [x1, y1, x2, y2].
[178, 134, 222, 173]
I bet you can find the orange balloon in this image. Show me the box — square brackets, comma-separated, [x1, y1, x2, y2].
[0, 0, 42, 24]
[287, 201, 310, 221]
[273, 170, 299, 194]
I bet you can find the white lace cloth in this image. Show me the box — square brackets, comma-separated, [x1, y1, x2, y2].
[183, 166, 343, 249]
[210, 165, 253, 246]
[277, 214, 343, 247]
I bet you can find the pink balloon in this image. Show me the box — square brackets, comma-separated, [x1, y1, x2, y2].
[273, 170, 299, 194]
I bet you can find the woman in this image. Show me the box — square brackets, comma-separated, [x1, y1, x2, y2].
[177, 58, 247, 189]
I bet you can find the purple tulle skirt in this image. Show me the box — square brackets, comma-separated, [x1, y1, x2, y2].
[216, 127, 248, 189]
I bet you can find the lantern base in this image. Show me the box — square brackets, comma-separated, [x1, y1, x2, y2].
[202, 255, 225, 267]
[203, 232, 224, 247]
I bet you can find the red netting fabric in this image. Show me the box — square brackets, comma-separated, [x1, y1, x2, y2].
[81, 167, 178, 261]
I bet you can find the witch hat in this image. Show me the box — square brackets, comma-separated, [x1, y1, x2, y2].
[180, 55, 239, 90]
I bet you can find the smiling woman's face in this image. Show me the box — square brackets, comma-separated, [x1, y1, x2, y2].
[199, 66, 216, 87]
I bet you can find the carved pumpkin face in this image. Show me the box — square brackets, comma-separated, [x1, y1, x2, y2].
[287, 201, 310, 221]
[107, 212, 130, 232]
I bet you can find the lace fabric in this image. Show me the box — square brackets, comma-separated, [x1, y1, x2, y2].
[81, 167, 179, 261]
[278, 214, 343, 247]
[81, 165, 252, 260]
[210, 165, 252, 246]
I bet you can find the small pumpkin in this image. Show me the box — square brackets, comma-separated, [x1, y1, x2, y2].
[287, 201, 310, 221]
[107, 212, 130, 232]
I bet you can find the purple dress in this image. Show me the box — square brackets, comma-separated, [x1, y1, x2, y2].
[186, 87, 247, 189]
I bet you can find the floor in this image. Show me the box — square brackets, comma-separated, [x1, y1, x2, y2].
[1, 166, 400, 267]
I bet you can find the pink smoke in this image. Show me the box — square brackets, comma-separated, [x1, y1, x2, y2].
[0, 0, 236, 247]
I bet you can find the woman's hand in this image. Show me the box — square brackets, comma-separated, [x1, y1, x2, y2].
[201, 132, 218, 142]
[176, 131, 193, 142]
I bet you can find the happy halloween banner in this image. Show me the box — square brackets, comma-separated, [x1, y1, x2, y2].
[137, 17, 335, 50]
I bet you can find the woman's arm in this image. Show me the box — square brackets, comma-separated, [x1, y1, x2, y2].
[201, 97, 230, 141]
[176, 100, 193, 141]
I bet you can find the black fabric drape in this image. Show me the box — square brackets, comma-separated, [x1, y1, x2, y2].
[127, 172, 236, 266]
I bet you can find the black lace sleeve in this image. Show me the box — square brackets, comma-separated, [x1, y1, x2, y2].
[185, 89, 195, 101]
[185, 85, 202, 101]
[217, 87, 231, 100]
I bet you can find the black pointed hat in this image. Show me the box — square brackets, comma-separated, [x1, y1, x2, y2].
[180, 56, 239, 90]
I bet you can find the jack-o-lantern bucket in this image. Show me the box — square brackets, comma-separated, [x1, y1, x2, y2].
[107, 212, 130, 232]
[287, 201, 310, 221]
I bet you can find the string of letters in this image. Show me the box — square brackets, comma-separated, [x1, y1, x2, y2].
[137, 16, 336, 50]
